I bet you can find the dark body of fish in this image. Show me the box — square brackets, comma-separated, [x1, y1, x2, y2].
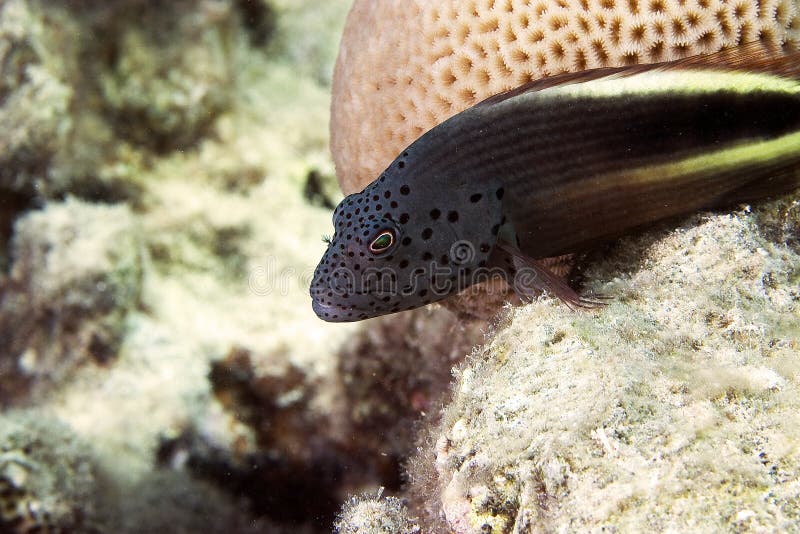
[311, 48, 800, 322]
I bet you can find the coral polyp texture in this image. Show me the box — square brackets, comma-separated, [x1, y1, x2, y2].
[331, 0, 800, 194]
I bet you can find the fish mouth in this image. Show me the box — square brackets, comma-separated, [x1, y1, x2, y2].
[312, 299, 359, 322]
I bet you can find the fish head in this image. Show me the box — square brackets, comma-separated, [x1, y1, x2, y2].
[310, 174, 506, 322]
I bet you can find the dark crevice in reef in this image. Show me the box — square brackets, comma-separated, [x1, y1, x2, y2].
[157, 427, 404, 530]
[235, 0, 277, 47]
[187, 446, 344, 527]
[153, 347, 409, 530]
[303, 169, 337, 210]
[0, 190, 36, 274]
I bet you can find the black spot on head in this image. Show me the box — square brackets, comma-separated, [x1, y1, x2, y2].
[384, 191, 391, 199]
[496, 188, 505, 200]
[376, 204, 383, 211]
[422, 228, 433, 240]
[419, 289, 428, 297]
[430, 209, 441, 220]
[440, 254, 449, 265]
[391, 201, 398, 209]
[491, 224, 500, 236]
[402, 237, 412, 246]
[399, 213, 410, 224]
[448, 211, 459, 223]
[398, 161, 405, 169]
[422, 252, 433, 261]
[399, 259, 409, 268]
[470, 193, 482, 203]
[400, 185, 411, 195]
[373, 195, 379, 201]
[480, 243, 491, 253]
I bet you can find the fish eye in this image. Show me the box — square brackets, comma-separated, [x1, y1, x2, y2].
[369, 229, 396, 254]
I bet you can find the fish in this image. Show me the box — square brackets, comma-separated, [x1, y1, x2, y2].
[310, 45, 800, 322]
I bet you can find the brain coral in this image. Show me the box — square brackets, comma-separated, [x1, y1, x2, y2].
[331, 0, 800, 194]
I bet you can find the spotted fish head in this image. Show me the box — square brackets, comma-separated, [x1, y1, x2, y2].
[310, 171, 506, 322]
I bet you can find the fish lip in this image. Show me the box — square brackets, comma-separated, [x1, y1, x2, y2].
[311, 299, 358, 322]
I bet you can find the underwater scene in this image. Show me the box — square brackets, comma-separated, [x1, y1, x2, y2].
[1, 0, 799, 532]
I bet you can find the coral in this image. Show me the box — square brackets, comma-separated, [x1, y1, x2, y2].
[0, 0, 72, 195]
[0, 411, 99, 533]
[0, 198, 143, 402]
[331, 0, 800, 195]
[401, 193, 800, 533]
[335, 489, 421, 534]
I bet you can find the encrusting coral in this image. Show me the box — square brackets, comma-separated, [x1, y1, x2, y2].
[400, 196, 800, 533]
[332, 0, 800, 195]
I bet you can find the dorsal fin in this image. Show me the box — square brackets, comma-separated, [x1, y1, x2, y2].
[476, 42, 800, 108]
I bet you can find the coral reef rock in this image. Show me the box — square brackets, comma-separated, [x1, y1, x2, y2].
[402, 195, 800, 533]
[0, 198, 143, 401]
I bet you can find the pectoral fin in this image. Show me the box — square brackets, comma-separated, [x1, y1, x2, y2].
[496, 242, 607, 310]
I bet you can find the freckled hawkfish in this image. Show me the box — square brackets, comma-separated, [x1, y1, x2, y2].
[311, 45, 800, 322]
